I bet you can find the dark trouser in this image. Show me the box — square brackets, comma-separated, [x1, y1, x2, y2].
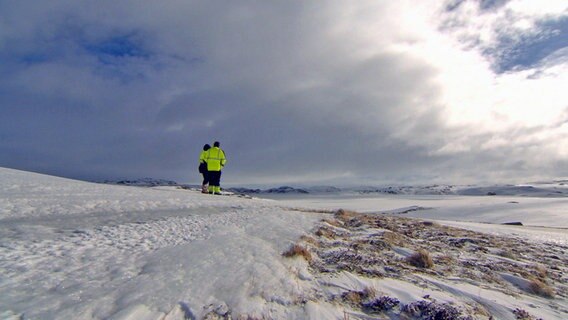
[208, 170, 221, 187]
[201, 171, 209, 185]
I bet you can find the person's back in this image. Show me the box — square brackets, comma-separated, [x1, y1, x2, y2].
[206, 146, 226, 172]
[205, 141, 226, 194]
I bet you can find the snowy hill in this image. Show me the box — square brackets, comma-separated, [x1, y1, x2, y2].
[457, 184, 568, 197]
[1, 167, 567, 319]
[0, 168, 323, 319]
[229, 183, 568, 197]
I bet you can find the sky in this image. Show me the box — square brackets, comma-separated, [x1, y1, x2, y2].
[0, 0, 567, 186]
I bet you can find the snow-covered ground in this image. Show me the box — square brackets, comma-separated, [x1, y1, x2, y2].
[276, 194, 568, 246]
[0, 168, 323, 319]
[1, 167, 567, 319]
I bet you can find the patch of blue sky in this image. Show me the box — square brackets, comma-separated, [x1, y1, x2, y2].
[11, 27, 151, 67]
[478, 0, 509, 11]
[445, 0, 510, 12]
[19, 53, 51, 65]
[487, 17, 568, 73]
[85, 34, 151, 64]
[79, 33, 159, 83]
[444, 0, 467, 12]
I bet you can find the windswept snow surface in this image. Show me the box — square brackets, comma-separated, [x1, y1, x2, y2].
[0, 168, 324, 319]
[2, 167, 568, 319]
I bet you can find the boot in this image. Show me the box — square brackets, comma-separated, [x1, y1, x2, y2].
[201, 184, 208, 193]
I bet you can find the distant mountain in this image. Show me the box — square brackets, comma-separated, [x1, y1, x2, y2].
[97, 179, 568, 198]
[306, 186, 342, 193]
[226, 187, 263, 194]
[99, 178, 179, 187]
[352, 185, 459, 195]
[457, 185, 568, 197]
[265, 186, 309, 194]
[226, 186, 309, 195]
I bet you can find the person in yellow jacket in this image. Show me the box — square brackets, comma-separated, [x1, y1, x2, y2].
[205, 141, 227, 194]
[198, 144, 211, 193]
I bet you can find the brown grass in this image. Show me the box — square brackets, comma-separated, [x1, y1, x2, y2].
[315, 226, 337, 239]
[382, 230, 406, 247]
[359, 215, 377, 226]
[435, 254, 455, 265]
[496, 249, 515, 259]
[342, 287, 377, 305]
[533, 264, 548, 279]
[421, 221, 437, 227]
[282, 244, 312, 262]
[407, 249, 434, 269]
[323, 218, 344, 228]
[528, 279, 555, 298]
[335, 209, 359, 221]
[299, 235, 320, 247]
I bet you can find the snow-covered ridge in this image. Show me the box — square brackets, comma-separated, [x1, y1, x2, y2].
[230, 183, 568, 197]
[94, 176, 568, 198]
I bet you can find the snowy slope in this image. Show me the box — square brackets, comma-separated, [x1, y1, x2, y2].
[0, 168, 324, 319]
[1, 167, 567, 319]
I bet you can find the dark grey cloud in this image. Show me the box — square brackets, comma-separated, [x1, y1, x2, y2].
[0, 1, 566, 185]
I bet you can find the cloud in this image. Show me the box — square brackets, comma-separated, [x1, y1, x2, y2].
[0, 0, 567, 185]
[439, 0, 568, 72]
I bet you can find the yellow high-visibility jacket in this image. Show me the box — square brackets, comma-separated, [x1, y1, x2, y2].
[199, 150, 207, 164]
[198, 150, 208, 173]
[205, 147, 226, 171]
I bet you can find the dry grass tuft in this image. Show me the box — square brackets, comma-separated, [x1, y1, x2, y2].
[435, 254, 455, 265]
[343, 291, 364, 305]
[359, 215, 376, 226]
[407, 249, 434, 269]
[533, 264, 548, 279]
[299, 235, 320, 247]
[335, 209, 359, 221]
[282, 244, 312, 262]
[341, 287, 377, 305]
[528, 279, 555, 298]
[382, 230, 406, 247]
[315, 226, 337, 239]
[323, 218, 344, 228]
[496, 249, 515, 259]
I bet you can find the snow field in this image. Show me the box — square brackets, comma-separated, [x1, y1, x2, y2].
[2, 167, 567, 319]
[0, 168, 325, 319]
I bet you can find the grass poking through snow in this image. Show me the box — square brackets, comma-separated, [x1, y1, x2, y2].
[407, 249, 434, 268]
[282, 244, 312, 262]
[283, 208, 567, 319]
